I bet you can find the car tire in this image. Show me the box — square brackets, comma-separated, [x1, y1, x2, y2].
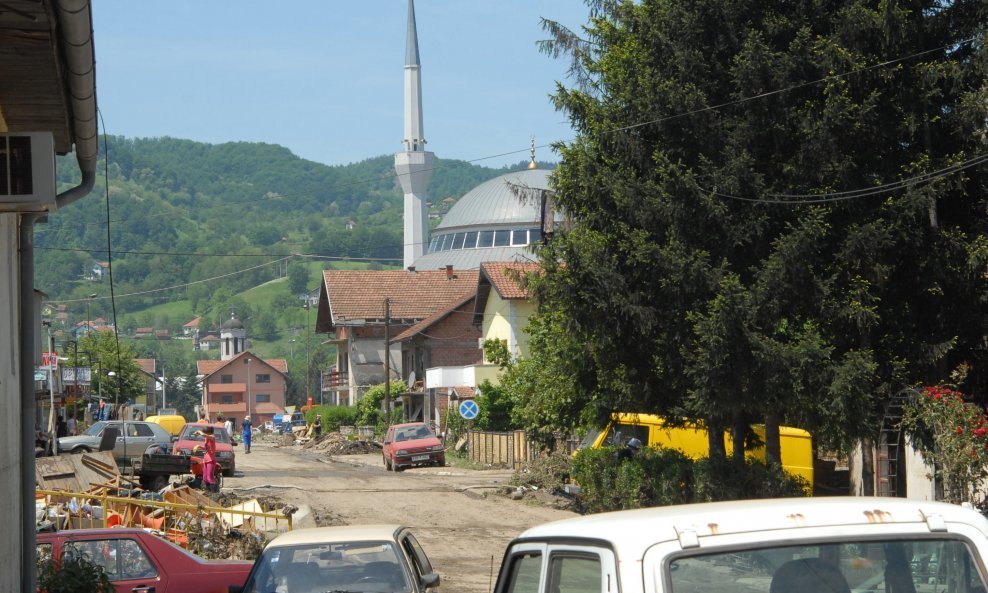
[223, 464, 235, 477]
[383, 455, 391, 470]
[73, 446, 91, 454]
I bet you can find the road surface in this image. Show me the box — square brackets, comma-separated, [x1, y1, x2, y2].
[224, 439, 576, 593]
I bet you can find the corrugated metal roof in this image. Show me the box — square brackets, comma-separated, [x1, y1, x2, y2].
[414, 246, 538, 270]
[436, 168, 553, 230]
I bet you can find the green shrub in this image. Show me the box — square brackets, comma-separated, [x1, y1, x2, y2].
[307, 405, 357, 430]
[37, 552, 113, 593]
[571, 446, 806, 513]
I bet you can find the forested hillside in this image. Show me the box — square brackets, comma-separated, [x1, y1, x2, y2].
[38, 135, 530, 320]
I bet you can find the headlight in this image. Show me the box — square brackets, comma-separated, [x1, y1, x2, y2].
[430, 445, 444, 452]
[217, 451, 233, 458]
[397, 449, 408, 456]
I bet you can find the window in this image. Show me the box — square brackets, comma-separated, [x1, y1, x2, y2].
[221, 395, 233, 404]
[441, 234, 453, 251]
[36, 542, 53, 575]
[529, 228, 542, 243]
[669, 539, 987, 593]
[511, 229, 528, 246]
[451, 232, 466, 249]
[550, 554, 601, 593]
[477, 230, 494, 248]
[493, 230, 511, 247]
[604, 422, 649, 447]
[130, 423, 153, 437]
[464, 231, 478, 249]
[428, 236, 439, 252]
[256, 394, 271, 403]
[256, 374, 271, 383]
[64, 538, 158, 581]
[220, 374, 233, 384]
[503, 552, 542, 593]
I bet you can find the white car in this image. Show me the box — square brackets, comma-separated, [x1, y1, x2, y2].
[493, 497, 988, 593]
[234, 524, 440, 593]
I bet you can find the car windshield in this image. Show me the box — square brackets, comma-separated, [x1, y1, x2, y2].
[82, 421, 107, 436]
[394, 425, 433, 442]
[242, 540, 411, 593]
[178, 425, 232, 444]
[668, 538, 986, 593]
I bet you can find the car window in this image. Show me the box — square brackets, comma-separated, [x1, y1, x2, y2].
[179, 425, 232, 444]
[402, 532, 435, 580]
[549, 554, 601, 593]
[36, 542, 53, 575]
[668, 539, 987, 593]
[132, 423, 153, 437]
[82, 422, 106, 436]
[243, 540, 411, 593]
[502, 551, 542, 593]
[64, 538, 158, 581]
[604, 422, 648, 447]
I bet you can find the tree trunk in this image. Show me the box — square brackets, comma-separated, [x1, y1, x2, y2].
[764, 412, 781, 466]
[732, 412, 747, 465]
[707, 416, 726, 460]
[861, 438, 875, 495]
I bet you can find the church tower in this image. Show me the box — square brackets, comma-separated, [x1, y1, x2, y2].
[220, 313, 246, 361]
[395, 0, 434, 269]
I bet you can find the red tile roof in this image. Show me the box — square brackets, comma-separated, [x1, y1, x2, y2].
[393, 294, 475, 342]
[480, 261, 540, 300]
[183, 316, 202, 328]
[135, 359, 156, 374]
[322, 268, 480, 325]
[196, 352, 289, 378]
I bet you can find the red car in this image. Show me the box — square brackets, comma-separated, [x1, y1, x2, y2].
[173, 422, 237, 476]
[382, 422, 445, 471]
[36, 528, 252, 593]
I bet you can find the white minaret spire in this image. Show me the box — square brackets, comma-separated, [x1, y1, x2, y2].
[395, 0, 434, 269]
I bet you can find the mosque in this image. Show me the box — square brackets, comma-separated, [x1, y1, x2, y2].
[316, 0, 560, 419]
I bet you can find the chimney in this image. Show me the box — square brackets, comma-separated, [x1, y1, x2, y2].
[445, 264, 454, 279]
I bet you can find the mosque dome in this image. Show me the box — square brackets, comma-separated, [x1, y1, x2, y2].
[412, 168, 558, 270]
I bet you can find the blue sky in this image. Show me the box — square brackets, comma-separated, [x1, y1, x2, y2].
[93, 1, 590, 169]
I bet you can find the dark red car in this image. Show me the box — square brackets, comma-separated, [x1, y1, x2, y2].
[36, 528, 252, 593]
[382, 422, 445, 471]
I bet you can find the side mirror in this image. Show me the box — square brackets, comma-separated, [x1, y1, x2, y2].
[171, 436, 178, 442]
[421, 572, 440, 589]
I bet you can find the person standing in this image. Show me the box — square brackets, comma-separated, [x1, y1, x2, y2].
[242, 415, 252, 454]
[223, 416, 234, 440]
[312, 414, 323, 438]
[194, 425, 219, 492]
[66, 414, 77, 436]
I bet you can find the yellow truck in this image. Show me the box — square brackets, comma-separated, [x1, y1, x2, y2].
[586, 412, 814, 487]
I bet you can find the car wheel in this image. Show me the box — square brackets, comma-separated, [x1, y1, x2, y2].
[383, 454, 391, 470]
[73, 446, 91, 454]
[223, 464, 235, 477]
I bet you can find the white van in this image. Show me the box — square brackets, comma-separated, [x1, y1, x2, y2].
[493, 497, 988, 593]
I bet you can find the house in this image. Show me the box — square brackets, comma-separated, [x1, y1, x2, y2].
[134, 359, 157, 411]
[474, 261, 540, 361]
[196, 316, 289, 428]
[345, 219, 357, 230]
[197, 333, 221, 351]
[316, 267, 480, 410]
[182, 316, 201, 337]
[298, 287, 319, 307]
[134, 327, 154, 339]
[155, 329, 170, 340]
[90, 261, 109, 280]
[197, 352, 289, 429]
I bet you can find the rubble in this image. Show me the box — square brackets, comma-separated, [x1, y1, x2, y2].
[298, 430, 381, 455]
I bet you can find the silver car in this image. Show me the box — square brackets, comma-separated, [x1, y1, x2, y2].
[58, 420, 173, 461]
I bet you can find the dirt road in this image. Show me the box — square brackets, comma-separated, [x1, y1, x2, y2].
[224, 440, 576, 593]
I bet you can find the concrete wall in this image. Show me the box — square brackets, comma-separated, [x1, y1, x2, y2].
[482, 292, 534, 360]
[0, 214, 24, 593]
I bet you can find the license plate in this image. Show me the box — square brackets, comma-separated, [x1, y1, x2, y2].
[411, 455, 430, 462]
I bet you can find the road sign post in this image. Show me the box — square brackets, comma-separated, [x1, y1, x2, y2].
[458, 399, 479, 420]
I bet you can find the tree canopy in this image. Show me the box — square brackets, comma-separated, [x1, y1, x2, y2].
[524, 0, 988, 459]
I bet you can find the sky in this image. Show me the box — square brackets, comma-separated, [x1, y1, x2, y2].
[93, 1, 591, 170]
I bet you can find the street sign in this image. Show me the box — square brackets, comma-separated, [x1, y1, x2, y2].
[458, 399, 479, 420]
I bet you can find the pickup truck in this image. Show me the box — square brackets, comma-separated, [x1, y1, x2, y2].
[493, 497, 988, 593]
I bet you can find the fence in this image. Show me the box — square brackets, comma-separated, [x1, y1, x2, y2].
[465, 430, 537, 469]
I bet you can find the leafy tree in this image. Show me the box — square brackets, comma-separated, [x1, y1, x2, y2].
[288, 263, 309, 295]
[73, 331, 144, 406]
[533, 0, 988, 479]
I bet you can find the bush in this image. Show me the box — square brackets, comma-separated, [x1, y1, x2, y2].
[37, 552, 113, 593]
[307, 405, 357, 430]
[571, 446, 806, 513]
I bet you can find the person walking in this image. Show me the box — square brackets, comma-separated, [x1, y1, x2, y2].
[242, 415, 252, 454]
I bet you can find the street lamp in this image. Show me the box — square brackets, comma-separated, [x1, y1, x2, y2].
[303, 301, 312, 406]
[86, 293, 97, 335]
[245, 357, 252, 420]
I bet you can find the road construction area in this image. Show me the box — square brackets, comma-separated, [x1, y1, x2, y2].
[224, 439, 576, 593]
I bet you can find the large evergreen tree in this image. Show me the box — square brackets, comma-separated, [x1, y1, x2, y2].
[528, 0, 988, 467]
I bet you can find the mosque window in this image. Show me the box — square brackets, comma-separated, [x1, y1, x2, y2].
[477, 230, 494, 248]
[530, 228, 542, 243]
[452, 232, 466, 249]
[429, 236, 440, 252]
[511, 229, 528, 246]
[441, 234, 453, 251]
[493, 230, 511, 247]
[464, 231, 478, 249]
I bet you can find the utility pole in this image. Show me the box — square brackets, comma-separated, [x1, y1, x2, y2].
[384, 298, 391, 425]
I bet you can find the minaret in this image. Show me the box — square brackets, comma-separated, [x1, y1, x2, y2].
[395, 0, 434, 269]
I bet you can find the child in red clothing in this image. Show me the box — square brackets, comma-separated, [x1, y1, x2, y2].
[194, 425, 219, 492]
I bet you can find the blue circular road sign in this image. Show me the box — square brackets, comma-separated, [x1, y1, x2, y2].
[459, 399, 479, 420]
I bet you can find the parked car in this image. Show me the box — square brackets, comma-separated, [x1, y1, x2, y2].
[382, 422, 445, 471]
[234, 525, 440, 593]
[58, 420, 173, 460]
[37, 528, 251, 593]
[173, 422, 236, 476]
[493, 497, 988, 593]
